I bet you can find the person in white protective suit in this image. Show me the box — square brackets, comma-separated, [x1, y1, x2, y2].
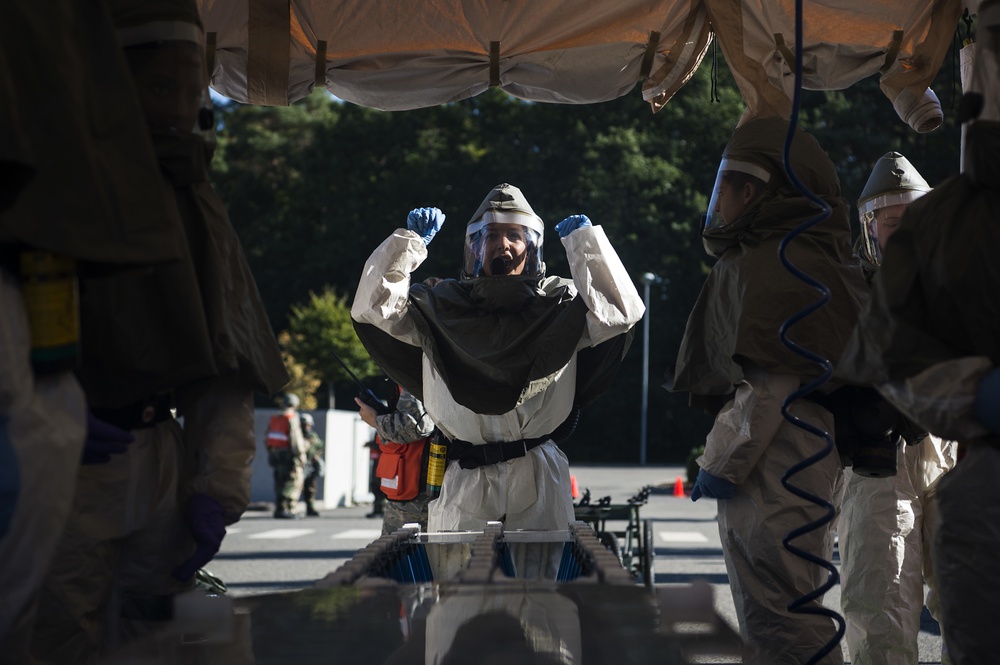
[0, 1, 195, 660]
[352, 184, 644, 577]
[666, 117, 868, 665]
[838, 152, 958, 665]
[840, 3, 1000, 662]
[25, 0, 288, 661]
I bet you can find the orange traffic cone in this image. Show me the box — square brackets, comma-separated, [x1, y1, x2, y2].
[570, 475, 579, 499]
[673, 476, 686, 498]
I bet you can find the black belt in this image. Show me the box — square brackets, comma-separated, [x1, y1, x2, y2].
[445, 407, 580, 470]
[91, 393, 174, 431]
[446, 436, 550, 469]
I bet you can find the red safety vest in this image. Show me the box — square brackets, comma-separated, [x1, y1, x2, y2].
[266, 413, 292, 449]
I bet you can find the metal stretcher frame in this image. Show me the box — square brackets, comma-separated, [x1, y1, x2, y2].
[573, 485, 656, 590]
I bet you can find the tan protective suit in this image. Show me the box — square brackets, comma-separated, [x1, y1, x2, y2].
[838, 434, 956, 665]
[0, 1, 188, 659]
[837, 155, 957, 665]
[837, 6, 1000, 656]
[352, 224, 643, 574]
[29, 101, 287, 665]
[841, 130, 1000, 665]
[669, 117, 867, 664]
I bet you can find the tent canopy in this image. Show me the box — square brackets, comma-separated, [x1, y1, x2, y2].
[200, 0, 974, 131]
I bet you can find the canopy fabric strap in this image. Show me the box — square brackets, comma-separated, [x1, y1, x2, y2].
[640, 30, 661, 80]
[315, 39, 327, 88]
[773, 33, 796, 70]
[489, 40, 501, 87]
[247, 0, 291, 106]
[711, 32, 720, 102]
[206, 31, 217, 79]
[880, 29, 905, 74]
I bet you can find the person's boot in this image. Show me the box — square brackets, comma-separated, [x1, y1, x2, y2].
[274, 498, 299, 519]
[306, 502, 320, 517]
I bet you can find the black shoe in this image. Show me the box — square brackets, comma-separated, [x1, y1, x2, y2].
[306, 507, 320, 517]
[274, 511, 300, 519]
[365, 511, 384, 519]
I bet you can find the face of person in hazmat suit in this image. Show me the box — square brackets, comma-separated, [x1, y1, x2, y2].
[462, 184, 545, 278]
[114, 0, 213, 139]
[703, 159, 770, 232]
[125, 41, 206, 134]
[857, 152, 931, 267]
[697, 117, 845, 262]
[474, 219, 534, 276]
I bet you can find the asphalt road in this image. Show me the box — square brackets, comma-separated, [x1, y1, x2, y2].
[209, 464, 945, 664]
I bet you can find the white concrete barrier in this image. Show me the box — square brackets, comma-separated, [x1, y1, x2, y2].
[250, 408, 375, 508]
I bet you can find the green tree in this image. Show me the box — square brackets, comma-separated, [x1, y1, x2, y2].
[275, 330, 323, 410]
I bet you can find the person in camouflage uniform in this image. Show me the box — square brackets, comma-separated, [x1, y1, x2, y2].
[269, 393, 305, 519]
[299, 413, 325, 517]
[356, 387, 436, 534]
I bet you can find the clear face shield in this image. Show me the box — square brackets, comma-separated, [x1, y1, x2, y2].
[858, 189, 927, 266]
[119, 23, 211, 136]
[702, 159, 771, 233]
[463, 211, 544, 278]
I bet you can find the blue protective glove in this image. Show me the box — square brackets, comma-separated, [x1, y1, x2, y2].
[172, 493, 227, 581]
[0, 417, 18, 539]
[554, 214, 592, 238]
[81, 411, 135, 465]
[690, 468, 736, 502]
[975, 366, 1000, 434]
[406, 207, 445, 246]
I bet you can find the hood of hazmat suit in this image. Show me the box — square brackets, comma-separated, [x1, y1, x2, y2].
[0, 1, 186, 271]
[462, 183, 545, 279]
[668, 116, 869, 399]
[78, 0, 288, 409]
[857, 152, 932, 267]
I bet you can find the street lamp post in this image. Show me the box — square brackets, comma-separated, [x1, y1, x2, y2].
[639, 272, 663, 466]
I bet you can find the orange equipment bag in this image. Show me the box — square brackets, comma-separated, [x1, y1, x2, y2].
[375, 434, 429, 501]
[265, 414, 291, 449]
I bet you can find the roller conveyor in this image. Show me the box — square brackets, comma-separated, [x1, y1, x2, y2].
[99, 521, 744, 664]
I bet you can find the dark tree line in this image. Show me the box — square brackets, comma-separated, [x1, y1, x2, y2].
[211, 55, 961, 464]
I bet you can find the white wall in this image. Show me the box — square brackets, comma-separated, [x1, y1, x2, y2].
[251, 408, 376, 508]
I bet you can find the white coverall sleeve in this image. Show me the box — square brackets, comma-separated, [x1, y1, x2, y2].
[560, 225, 645, 348]
[698, 369, 801, 486]
[878, 356, 994, 441]
[180, 374, 256, 525]
[350, 229, 427, 346]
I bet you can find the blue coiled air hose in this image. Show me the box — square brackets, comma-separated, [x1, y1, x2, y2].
[776, 1, 847, 663]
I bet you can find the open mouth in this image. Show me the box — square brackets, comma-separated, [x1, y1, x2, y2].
[490, 256, 512, 275]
